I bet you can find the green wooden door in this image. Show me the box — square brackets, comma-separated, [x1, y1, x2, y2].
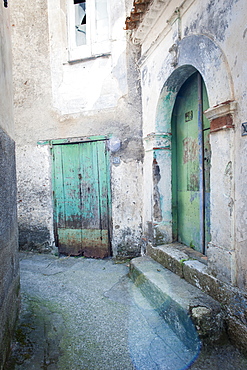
[52, 139, 111, 258]
[172, 73, 210, 253]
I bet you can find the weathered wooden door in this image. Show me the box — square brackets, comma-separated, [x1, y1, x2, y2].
[172, 72, 210, 253]
[52, 139, 111, 258]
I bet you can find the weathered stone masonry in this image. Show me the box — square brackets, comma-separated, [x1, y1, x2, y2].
[0, 4, 19, 368]
[0, 130, 19, 368]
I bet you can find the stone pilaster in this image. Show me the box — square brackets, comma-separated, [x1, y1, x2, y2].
[143, 132, 173, 246]
[204, 101, 237, 284]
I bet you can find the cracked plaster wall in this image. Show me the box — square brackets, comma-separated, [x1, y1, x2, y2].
[137, 0, 247, 289]
[10, 0, 143, 258]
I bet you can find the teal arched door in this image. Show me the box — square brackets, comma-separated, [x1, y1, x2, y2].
[172, 72, 210, 254]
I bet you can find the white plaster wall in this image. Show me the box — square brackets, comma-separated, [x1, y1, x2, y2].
[48, 0, 128, 115]
[142, 150, 154, 233]
[207, 129, 235, 284]
[11, 0, 143, 257]
[225, 0, 247, 288]
[137, 0, 247, 287]
[0, 5, 14, 138]
[140, 35, 175, 138]
[210, 130, 235, 251]
[111, 160, 143, 256]
[16, 145, 54, 249]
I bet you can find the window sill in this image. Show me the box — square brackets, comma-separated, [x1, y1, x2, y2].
[65, 52, 111, 65]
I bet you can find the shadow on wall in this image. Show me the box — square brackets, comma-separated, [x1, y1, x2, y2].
[18, 226, 54, 254]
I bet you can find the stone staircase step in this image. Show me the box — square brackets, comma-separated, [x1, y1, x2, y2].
[129, 256, 225, 348]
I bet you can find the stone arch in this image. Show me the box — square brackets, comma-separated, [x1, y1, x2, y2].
[155, 34, 234, 133]
[151, 65, 204, 246]
[150, 34, 234, 247]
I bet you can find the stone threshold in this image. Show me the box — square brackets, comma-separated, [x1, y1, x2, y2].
[146, 242, 247, 355]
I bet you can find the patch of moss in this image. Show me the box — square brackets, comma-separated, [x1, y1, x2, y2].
[190, 242, 196, 250]
[179, 258, 189, 266]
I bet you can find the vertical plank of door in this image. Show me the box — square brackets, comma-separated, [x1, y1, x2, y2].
[79, 140, 110, 257]
[54, 144, 83, 255]
[62, 144, 81, 229]
[96, 140, 110, 253]
[176, 73, 200, 251]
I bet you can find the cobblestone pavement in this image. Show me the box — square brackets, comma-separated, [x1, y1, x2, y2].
[4, 253, 247, 370]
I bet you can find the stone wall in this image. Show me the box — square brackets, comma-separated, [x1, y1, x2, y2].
[0, 3, 19, 368]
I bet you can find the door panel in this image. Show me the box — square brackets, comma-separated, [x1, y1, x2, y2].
[52, 140, 111, 258]
[176, 73, 200, 250]
[172, 72, 210, 253]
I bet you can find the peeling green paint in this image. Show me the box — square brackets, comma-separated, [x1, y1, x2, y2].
[172, 73, 210, 253]
[52, 139, 111, 257]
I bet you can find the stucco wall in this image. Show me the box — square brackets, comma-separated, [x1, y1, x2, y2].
[11, 0, 143, 258]
[0, 4, 19, 368]
[132, 0, 247, 289]
[0, 3, 14, 137]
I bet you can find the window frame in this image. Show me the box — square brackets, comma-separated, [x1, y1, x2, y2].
[67, 0, 110, 62]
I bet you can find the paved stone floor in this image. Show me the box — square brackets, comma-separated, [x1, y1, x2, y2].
[4, 253, 247, 370]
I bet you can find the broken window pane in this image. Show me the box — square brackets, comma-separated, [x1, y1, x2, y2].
[74, 0, 86, 47]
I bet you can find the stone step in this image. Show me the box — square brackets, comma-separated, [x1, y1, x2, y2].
[129, 256, 225, 349]
[146, 244, 247, 356]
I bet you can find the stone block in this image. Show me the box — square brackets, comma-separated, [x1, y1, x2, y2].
[0, 129, 19, 369]
[183, 259, 227, 302]
[130, 256, 224, 345]
[207, 243, 233, 284]
[0, 275, 20, 368]
[146, 243, 247, 354]
[147, 242, 188, 277]
[227, 316, 247, 356]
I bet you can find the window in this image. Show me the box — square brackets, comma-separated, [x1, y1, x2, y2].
[68, 0, 110, 61]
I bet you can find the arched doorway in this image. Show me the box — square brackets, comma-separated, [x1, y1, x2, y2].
[171, 72, 210, 254]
